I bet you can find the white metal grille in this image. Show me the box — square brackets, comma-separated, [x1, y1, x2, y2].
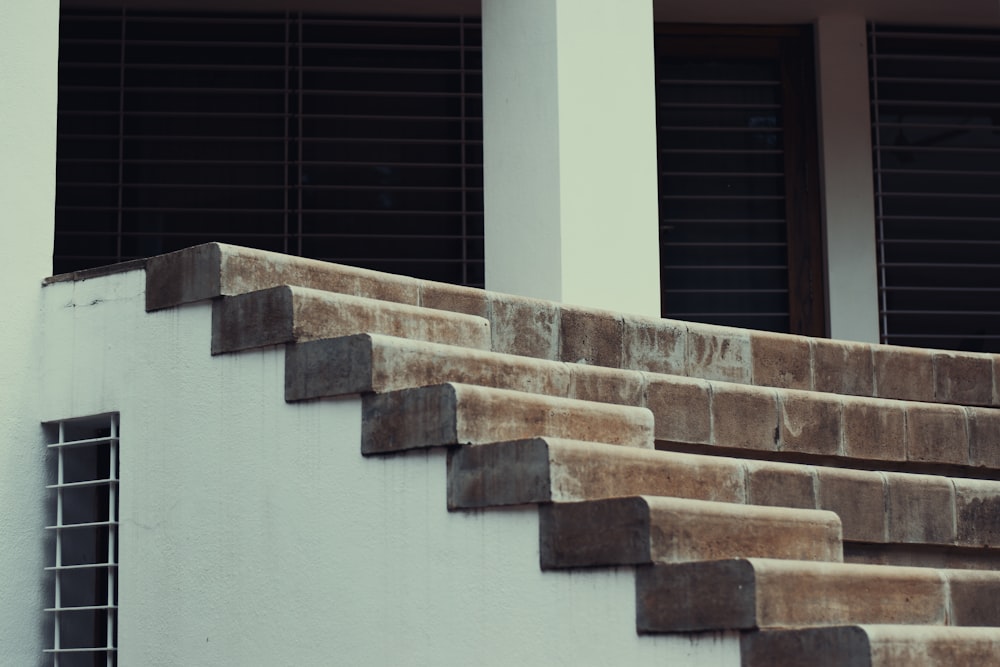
[870, 24, 1000, 352]
[45, 415, 119, 667]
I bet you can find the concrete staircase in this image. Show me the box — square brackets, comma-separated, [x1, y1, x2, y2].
[146, 243, 1000, 665]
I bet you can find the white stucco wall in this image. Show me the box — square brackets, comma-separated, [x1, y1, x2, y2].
[483, 0, 662, 317]
[37, 270, 739, 665]
[815, 15, 882, 343]
[0, 0, 60, 662]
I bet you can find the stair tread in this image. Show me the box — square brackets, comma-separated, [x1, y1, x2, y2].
[540, 495, 842, 567]
[211, 285, 490, 354]
[447, 437, 1000, 561]
[287, 333, 999, 473]
[361, 383, 654, 454]
[742, 624, 1000, 667]
[147, 243, 1000, 408]
[637, 557, 1000, 632]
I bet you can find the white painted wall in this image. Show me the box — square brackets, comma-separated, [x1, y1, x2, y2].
[816, 15, 882, 343]
[0, 0, 60, 662]
[483, 0, 662, 317]
[38, 270, 739, 665]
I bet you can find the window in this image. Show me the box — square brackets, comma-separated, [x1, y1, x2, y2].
[45, 414, 119, 666]
[56, 10, 484, 286]
[655, 26, 826, 336]
[870, 24, 1000, 352]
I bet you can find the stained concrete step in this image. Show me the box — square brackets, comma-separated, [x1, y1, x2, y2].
[147, 243, 1000, 408]
[741, 625, 1000, 667]
[447, 438, 1000, 564]
[211, 285, 490, 354]
[287, 333, 1000, 472]
[539, 496, 842, 568]
[636, 558, 1000, 633]
[361, 383, 653, 455]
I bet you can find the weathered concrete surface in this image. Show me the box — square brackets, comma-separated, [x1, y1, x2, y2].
[637, 559, 947, 633]
[211, 285, 490, 354]
[361, 383, 654, 454]
[539, 496, 841, 568]
[741, 625, 1000, 667]
[150, 243, 999, 407]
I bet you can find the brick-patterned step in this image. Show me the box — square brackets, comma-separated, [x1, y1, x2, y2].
[539, 496, 842, 568]
[146, 243, 1000, 408]
[636, 558, 1000, 633]
[741, 625, 1000, 666]
[447, 438, 1000, 564]
[361, 383, 653, 454]
[211, 286, 490, 354]
[286, 334, 1000, 472]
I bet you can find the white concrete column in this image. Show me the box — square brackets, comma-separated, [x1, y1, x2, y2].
[482, 0, 661, 316]
[0, 0, 59, 661]
[816, 15, 881, 343]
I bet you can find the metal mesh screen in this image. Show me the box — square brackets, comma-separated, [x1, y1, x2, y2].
[870, 24, 1000, 352]
[56, 10, 484, 286]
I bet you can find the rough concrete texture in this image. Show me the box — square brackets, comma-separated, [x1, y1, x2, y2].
[487, 293, 560, 360]
[685, 322, 752, 383]
[751, 331, 811, 390]
[558, 305, 624, 367]
[212, 285, 491, 354]
[646, 375, 712, 444]
[967, 406, 1000, 469]
[905, 404, 969, 466]
[945, 569, 1000, 626]
[842, 396, 906, 461]
[712, 384, 780, 451]
[886, 473, 956, 545]
[874, 345, 935, 403]
[361, 383, 654, 454]
[284, 333, 575, 402]
[637, 559, 946, 633]
[540, 496, 841, 569]
[779, 390, 842, 456]
[954, 478, 1000, 548]
[742, 625, 1000, 667]
[933, 352, 994, 406]
[817, 468, 888, 543]
[622, 315, 686, 375]
[446, 438, 750, 509]
[812, 339, 875, 398]
[746, 460, 817, 509]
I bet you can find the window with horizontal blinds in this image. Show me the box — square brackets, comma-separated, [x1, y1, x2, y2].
[654, 27, 825, 336]
[870, 24, 1000, 352]
[56, 10, 484, 287]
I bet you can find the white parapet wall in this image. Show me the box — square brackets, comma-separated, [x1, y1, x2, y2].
[35, 268, 740, 665]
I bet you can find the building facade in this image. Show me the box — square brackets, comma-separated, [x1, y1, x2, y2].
[2, 0, 999, 663]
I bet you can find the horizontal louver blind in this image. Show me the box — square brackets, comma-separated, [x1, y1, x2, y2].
[870, 24, 1000, 352]
[655, 43, 791, 332]
[56, 10, 484, 287]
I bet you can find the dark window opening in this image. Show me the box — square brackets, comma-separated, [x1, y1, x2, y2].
[870, 24, 1000, 352]
[655, 26, 826, 336]
[56, 10, 484, 287]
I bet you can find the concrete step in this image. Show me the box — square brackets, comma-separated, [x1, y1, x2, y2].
[147, 243, 999, 408]
[361, 383, 654, 455]
[741, 625, 1000, 667]
[447, 438, 1000, 565]
[636, 558, 1000, 633]
[286, 333, 1000, 473]
[211, 286, 490, 354]
[539, 496, 842, 568]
